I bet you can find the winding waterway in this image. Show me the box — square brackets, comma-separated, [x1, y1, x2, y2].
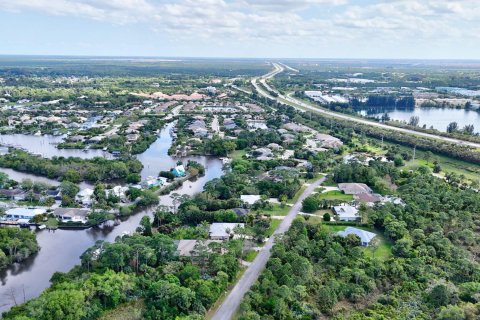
[0, 122, 223, 313]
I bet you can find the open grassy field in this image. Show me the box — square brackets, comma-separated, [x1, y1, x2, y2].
[318, 190, 353, 201]
[262, 203, 291, 216]
[231, 149, 247, 160]
[352, 137, 480, 184]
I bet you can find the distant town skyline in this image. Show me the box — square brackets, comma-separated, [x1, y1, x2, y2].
[1, 0, 479, 59]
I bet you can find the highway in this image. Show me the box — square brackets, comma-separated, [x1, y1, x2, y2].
[211, 178, 325, 320]
[252, 63, 480, 149]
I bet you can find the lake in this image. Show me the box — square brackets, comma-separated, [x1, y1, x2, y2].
[0, 122, 224, 313]
[0, 134, 113, 159]
[360, 107, 480, 133]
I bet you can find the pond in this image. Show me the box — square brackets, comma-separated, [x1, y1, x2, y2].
[359, 107, 480, 133]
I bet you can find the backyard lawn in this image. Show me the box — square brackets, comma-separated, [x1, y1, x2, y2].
[262, 203, 290, 216]
[318, 190, 353, 201]
[231, 150, 246, 160]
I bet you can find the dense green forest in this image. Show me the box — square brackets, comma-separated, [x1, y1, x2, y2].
[0, 57, 269, 77]
[3, 231, 242, 319]
[240, 165, 480, 319]
[0, 150, 143, 183]
[0, 228, 39, 270]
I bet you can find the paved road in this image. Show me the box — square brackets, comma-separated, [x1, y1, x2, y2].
[211, 178, 325, 320]
[252, 63, 480, 149]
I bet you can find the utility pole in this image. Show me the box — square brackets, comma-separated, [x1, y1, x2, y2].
[381, 135, 384, 149]
[413, 145, 416, 161]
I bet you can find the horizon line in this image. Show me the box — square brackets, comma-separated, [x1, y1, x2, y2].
[1, 54, 480, 62]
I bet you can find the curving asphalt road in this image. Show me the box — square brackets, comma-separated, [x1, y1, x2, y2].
[211, 178, 325, 320]
[252, 63, 480, 149]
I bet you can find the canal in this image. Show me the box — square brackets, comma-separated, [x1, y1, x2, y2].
[0, 122, 223, 313]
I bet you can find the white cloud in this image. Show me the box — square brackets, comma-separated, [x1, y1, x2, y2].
[1, 0, 480, 57]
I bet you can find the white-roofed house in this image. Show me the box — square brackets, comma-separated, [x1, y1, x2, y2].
[75, 188, 94, 206]
[175, 239, 223, 256]
[5, 207, 46, 220]
[209, 223, 245, 240]
[333, 205, 360, 221]
[337, 227, 377, 246]
[240, 195, 261, 207]
[54, 208, 90, 223]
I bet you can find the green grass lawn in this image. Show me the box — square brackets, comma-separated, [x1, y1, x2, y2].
[231, 150, 246, 160]
[318, 190, 353, 201]
[305, 173, 326, 183]
[262, 203, 290, 216]
[367, 138, 480, 183]
[322, 178, 337, 187]
[243, 250, 258, 262]
[266, 219, 281, 237]
[311, 209, 332, 217]
[45, 217, 59, 229]
[288, 185, 307, 204]
[404, 154, 480, 182]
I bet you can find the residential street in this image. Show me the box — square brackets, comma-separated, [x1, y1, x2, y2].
[211, 177, 325, 320]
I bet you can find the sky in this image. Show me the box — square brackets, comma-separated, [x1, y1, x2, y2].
[0, 0, 479, 59]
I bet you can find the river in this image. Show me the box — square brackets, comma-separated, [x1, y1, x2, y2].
[360, 107, 480, 133]
[0, 122, 223, 313]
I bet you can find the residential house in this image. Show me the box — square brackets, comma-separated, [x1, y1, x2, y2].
[46, 189, 62, 201]
[54, 208, 90, 223]
[338, 183, 373, 195]
[252, 147, 273, 160]
[337, 227, 377, 246]
[223, 119, 236, 130]
[75, 188, 94, 206]
[141, 177, 168, 189]
[106, 186, 130, 200]
[354, 193, 382, 205]
[240, 195, 261, 206]
[188, 119, 208, 137]
[175, 239, 223, 256]
[5, 207, 46, 220]
[333, 205, 360, 221]
[232, 207, 249, 217]
[315, 133, 343, 149]
[126, 134, 139, 142]
[172, 165, 186, 177]
[209, 223, 245, 240]
[0, 189, 26, 201]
